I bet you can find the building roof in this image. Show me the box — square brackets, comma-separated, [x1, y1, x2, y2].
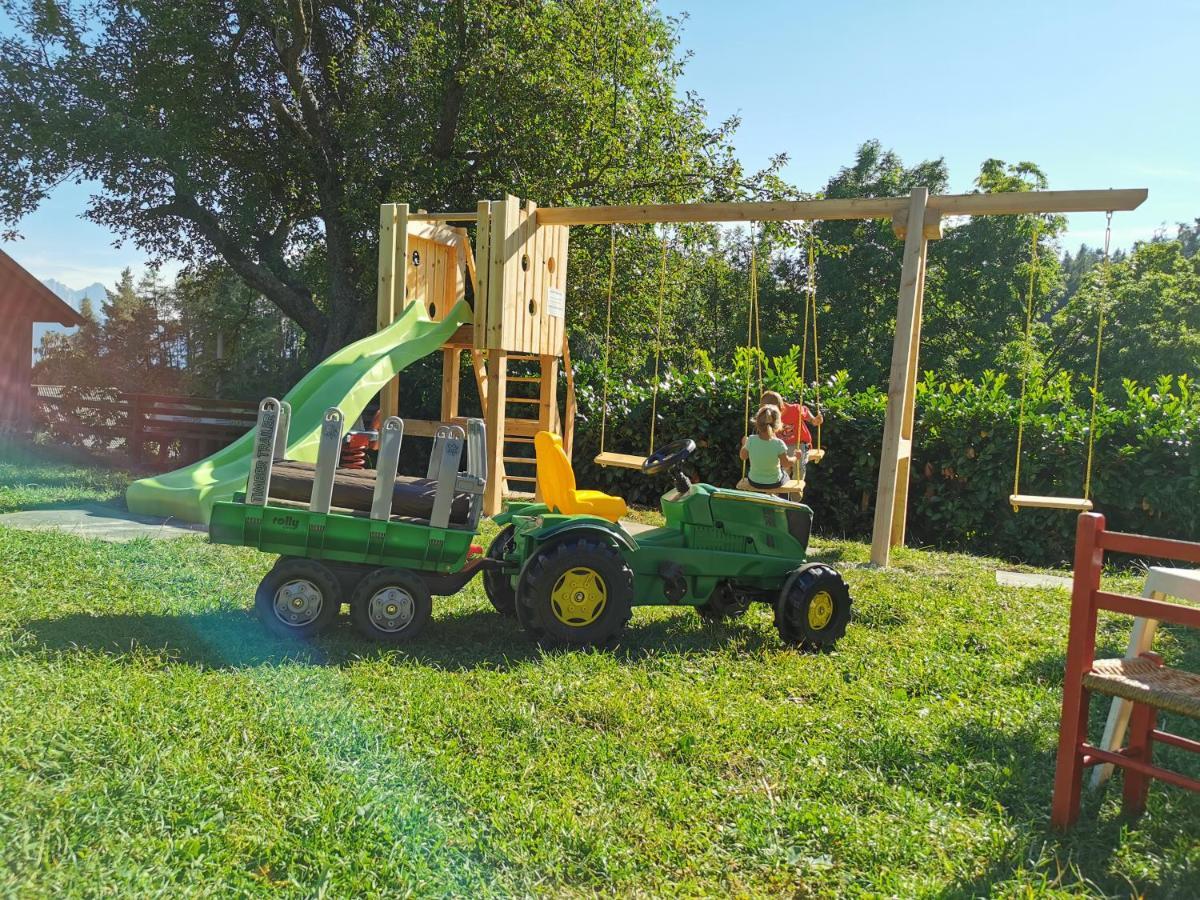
[0, 248, 86, 327]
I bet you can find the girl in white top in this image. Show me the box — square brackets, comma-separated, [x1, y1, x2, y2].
[739, 404, 796, 488]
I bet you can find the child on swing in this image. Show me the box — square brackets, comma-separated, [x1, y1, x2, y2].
[739, 404, 795, 489]
[761, 389, 823, 482]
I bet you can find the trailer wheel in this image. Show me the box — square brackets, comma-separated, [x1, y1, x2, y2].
[255, 557, 342, 640]
[482, 525, 518, 617]
[516, 538, 633, 648]
[775, 564, 851, 650]
[350, 568, 432, 644]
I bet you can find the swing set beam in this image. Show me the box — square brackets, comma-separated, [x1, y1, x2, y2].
[534, 189, 1147, 230]
[540, 186, 1148, 567]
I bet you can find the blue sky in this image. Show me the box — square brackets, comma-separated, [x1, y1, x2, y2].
[3, 0, 1197, 290]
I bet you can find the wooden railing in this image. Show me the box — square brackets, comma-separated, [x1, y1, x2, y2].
[32, 385, 258, 469]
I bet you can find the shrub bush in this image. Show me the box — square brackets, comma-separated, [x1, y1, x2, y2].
[570, 353, 1200, 566]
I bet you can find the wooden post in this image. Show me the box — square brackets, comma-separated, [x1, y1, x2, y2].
[441, 348, 462, 421]
[126, 393, 143, 465]
[870, 188, 930, 567]
[473, 201, 491, 351]
[561, 333, 576, 459]
[483, 350, 508, 515]
[377, 202, 409, 421]
[533, 354, 560, 502]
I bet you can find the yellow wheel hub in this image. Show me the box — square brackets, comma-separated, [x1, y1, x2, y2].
[808, 590, 834, 630]
[550, 567, 608, 627]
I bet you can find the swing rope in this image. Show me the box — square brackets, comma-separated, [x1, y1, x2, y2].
[594, 227, 672, 468]
[1083, 212, 1112, 500]
[648, 232, 669, 453]
[799, 231, 823, 451]
[1010, 212, 1111, 512]
[741, 224, 763, 478]
[597, 225, 617, 455]
[1011, 223, 1039, 510]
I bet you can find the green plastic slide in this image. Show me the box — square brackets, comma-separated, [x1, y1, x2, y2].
[126, 300, 473, 525]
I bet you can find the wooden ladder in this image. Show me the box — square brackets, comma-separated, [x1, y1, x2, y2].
[499, 353, 555, 498]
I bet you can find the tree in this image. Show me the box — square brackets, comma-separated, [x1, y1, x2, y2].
[34, 268, 182, 394]
[925, 159, 1065, 383]
[1176, 219, 1200, 258]
[811, 141, 949, 388]
[2, 0, 741, 359]
[1051, 237, 1200, 391]
[175, 263, 307, 400]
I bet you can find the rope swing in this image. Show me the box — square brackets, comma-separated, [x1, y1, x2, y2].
[594, 226, 671, 470]
[1009, 211, 1112, 512]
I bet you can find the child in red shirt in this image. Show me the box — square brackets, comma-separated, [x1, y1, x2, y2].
[761, 390, 823, 481]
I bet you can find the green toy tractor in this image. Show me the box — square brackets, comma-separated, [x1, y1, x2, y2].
[483, 438, 852, 650]
[209, 397, 850, 651]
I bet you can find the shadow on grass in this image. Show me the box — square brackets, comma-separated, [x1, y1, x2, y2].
[14, 604, 779, 672]
[887, 647, 1200, 898]
[927, 720, 1200, 897]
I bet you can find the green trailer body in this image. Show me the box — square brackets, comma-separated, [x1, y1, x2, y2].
[209, 498, 475, 574]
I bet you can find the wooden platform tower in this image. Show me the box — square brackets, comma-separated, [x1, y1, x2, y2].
[376, 196, 574, 515]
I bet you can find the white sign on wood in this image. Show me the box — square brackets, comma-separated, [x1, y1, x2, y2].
[547, 287, 565, 317]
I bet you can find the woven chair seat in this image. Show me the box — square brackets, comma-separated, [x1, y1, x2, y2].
[1083, 657, 1200, 719]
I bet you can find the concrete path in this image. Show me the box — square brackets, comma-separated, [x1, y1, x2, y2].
[0, 504, 206, 542]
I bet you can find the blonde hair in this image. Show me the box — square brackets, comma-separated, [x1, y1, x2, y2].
[754, 404, 781, 438]
[760, 390, 784, 409]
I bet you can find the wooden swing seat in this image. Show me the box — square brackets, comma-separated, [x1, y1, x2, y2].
[1009, 494, 1094, 512]
[737, 477, 806, 495]
[805, 448, 825, 464]
[594, 451, 648, 470]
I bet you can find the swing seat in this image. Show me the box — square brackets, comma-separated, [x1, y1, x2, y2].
[737, 477, 806, 496]
[593, 451, 648, 471]
[1009, 494, 1094, 512]
[805, 448, 825, 464]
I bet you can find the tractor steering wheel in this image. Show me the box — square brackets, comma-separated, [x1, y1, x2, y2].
[641, 438, 696, 477]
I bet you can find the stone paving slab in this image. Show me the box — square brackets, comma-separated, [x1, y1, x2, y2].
[995, 569, 1073, 590]
[0, 504, 206, 542]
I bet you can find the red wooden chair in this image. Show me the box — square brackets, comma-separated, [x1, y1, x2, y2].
[1051, 512, 1200, 829]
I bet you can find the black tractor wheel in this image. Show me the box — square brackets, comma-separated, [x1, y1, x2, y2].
[696, 582, 750, 623]
[775, 564, 851, 650]
[255, 557, 342, 640]
[482, 525, 518, 617]
[515, 538, 634, 647]
[350, 568, 433, 644]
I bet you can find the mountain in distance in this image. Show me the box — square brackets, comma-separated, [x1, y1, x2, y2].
[33, 278, 108, 359]
[43, 278, 108, 316]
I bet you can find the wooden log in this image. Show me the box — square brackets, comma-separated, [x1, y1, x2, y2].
[870, 188, 930, 567]
[534, 189, 1148, 227]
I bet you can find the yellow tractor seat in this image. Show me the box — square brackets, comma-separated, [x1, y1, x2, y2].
[533, 431, 628, 522]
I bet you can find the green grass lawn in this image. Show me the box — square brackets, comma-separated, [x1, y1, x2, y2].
[1, 443, 1198, 896]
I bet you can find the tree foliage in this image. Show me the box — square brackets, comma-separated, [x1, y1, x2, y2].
[2, 0, 741, 357]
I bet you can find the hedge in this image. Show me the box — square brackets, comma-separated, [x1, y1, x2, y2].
[570, 353, 1200, 566]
